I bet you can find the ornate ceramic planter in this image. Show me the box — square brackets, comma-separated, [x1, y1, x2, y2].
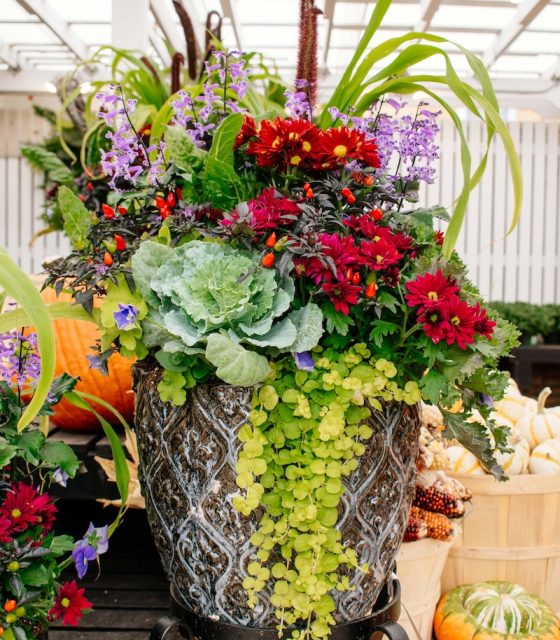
[133, 362, 421, 628]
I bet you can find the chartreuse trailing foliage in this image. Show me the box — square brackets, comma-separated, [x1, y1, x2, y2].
[321, 0, 522, 257]
[234, 344, 421, 638]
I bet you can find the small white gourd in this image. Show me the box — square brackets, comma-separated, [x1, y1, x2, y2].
[529, 438, 560, 475]
[446, 445, 485, 475]
[494, 394, 536, 424]
[495, 432, 530, 475]
[517, 387, 560, 449]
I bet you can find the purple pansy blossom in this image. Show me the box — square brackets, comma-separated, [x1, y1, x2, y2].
[294, 352, 314, 372]
[85, 523, 109, 554]
[113, 304, 139, 330]
[72, 541, 97, 579]
[53, 468, 69, 487]
[86, 354, 103, 371]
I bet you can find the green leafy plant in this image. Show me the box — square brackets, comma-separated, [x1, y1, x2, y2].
[488, 302, 560, 344]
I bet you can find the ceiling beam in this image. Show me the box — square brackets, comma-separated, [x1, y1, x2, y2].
[149, 0, 183, 55]
[482, 0, 550, 68]
[0, 39, 22, 71]
[15, 0, 88, 60]
[414, 0, 442, 32]
[219, 0, 244, 51]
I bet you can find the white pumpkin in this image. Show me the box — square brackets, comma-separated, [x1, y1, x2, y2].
[529, 438, 560, 475]
[505, 377, 523, 397]
[517, 387, 560, 449]
[489, 411, 514, 430]
[495, 433, 530, 475]
[494, 394, 536, 424]
[446, 445, 485, 475]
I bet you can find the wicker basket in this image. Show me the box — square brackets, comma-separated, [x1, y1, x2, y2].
[442, 474, 560, 612]
[397, 538, 453, 640]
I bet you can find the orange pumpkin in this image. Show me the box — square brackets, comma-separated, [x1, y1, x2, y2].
[41, 287, 135, 431]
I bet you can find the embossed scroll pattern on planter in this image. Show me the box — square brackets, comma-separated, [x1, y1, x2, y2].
[133, 363, 421, 627]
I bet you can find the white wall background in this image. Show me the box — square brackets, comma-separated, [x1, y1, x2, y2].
[1, 105, 559, 303]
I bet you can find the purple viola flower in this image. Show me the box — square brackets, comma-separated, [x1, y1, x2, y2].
[53, 468, 69, 487]
[294, 352, 314, 372]
[86, 354, 103, 371]
[113, 304, 138, 330]
[85, 523, 109, 555]
[72, 541, 97, 579]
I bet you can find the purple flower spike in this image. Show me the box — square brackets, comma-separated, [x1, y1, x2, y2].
[72, 541, 97, 579]
[294, 352, 314, 372]
[113, 304, 138, 330]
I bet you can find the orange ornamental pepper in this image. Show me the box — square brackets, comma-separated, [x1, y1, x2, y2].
[305, 188, 314, 199]
[265, 233, 277, 248]
[352, 272, 361, 285]
[363, 175, 374, 187]
[303, 182, 310, 191]
[103, 252, 113, 266]
[4, 600, 17, 613]
[371, 208, 383, 221]
[261, 252, 275, 268]
[346, 193, 356, 204]
[365, 282, 377, 298]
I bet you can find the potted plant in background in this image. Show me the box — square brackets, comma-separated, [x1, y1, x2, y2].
[42, 0, 522, 638]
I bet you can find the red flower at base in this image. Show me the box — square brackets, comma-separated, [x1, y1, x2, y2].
[441, 297, 477, 349]
[405, 270, 458, 312]
[322, 278, 361, 315]
[49, 581, 92, 626]
[0, 514, 12, 544]
[0, 483, 57, 534]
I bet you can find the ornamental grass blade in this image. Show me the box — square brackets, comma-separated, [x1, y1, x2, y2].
[0, 302, 98, 334]
[0, 249, 56, 432]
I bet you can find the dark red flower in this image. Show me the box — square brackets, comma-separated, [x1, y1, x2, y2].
[221, 188, 301, 235]
[0, 483, 57, 534]
[392, 231, 413, 254]
[435, 230, 445, 246]
[49, 581, 92, 626]
[472, 303, 496, 340]
[311, 127, 380, 170]
[405, 270, 459, 312]
[303, 233, 360, 284]
[246, 117, 320, 168]
[235, 114, 257, 148]
[355, 216, 393, 242]
[322, 278, 361, 315]
[419, 307, 448, 344]
[0, 514, 12, 544]
[441, 297, 477, 349]
[359, 238, 402, 271]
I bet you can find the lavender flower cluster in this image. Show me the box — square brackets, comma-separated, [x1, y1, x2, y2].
[329, 98, 441, 195]
[171, 51, 250, 148]
[285, 78, 312, 119]
[0, 331, 41, 388]
[97, 86, 165, 189]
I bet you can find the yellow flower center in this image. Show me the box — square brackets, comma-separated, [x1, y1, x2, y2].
[302, 141, 311, 152]
[290, 155, 302, 166]
[272, 137, 281, 149]
[61, 598, 71, 608]
[427, 291, 438, 301]
[333, 144, 348, 158]
[373, 235, 380, 242]
[451, 315, 461, 326]
[11, 509, 21, 519]
[376, 255, 384, 264]
[288, 132, 299, 141]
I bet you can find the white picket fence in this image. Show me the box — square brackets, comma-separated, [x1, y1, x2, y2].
[1, 117, 559, 303]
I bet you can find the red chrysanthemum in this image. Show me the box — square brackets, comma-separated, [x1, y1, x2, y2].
[472, 303, 496, 340]
[405, 270, 459, 312]
[441, 297, 477, 349]
[234, 114, 257, 148]
[0, 482, 57, 534]
[359, 238, 402, 271]
[0, 514, 12, 544]
[246, 117, 320, 168]
[419, 307, 448, 344]
[49, 581, 92, 626]
[311, 127, 380, 170]
[322, 278, 362, 315]
[303, 233, 361, 284]
[221, 187, 301, 234]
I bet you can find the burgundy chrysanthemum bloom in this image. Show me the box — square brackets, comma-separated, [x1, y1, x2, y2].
[0, 514, 12, 544]
[419, 307, 448, 344]
[322, 278, 362, 315]
[49, 581, 92, 626]
[0, 482, 57, 534]
[311, 127, 380, 170]
[355, 216, 392, 241]
[304, 233, 360, 284]
[246, 117, 320, 168]
[472, 303, 496, 340]
[221, 188, 301, 235]
[359, 237, 402, 271]
[441, 297, 477, 349]
[405, 270, 459, 312]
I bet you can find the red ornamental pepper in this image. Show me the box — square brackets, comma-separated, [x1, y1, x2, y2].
[166, 192, 176, 208]
[352, 272, 361, 285]
[261, 252, 275, 268]
[155, 196, 166, 210]
[346, 268, 354, 280]
[103, 252, 113, 266]
[305, 188, 314, 199]
[365, 282, 377, 298]
[371, 208, 383, 221]
[364, 175, 374, 187]
[86, 181, 94, 191]
[160, 206, 171, 220]
[117, 206, 128, 215]
[102, 204, 115, 219]
[176, 187, 183, 201]
[303, 182, 311, 191]
[341, 187, 351, 198]
[78, 194, 86, 202]
[346, 193, 356, 204]
[114, 235, 126, 251]
[265, 232, 277, 248]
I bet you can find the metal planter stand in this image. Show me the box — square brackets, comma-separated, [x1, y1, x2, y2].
[151, 573, 408, 640]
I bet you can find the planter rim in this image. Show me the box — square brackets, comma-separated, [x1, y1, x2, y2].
[451, 472, 560, 495]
